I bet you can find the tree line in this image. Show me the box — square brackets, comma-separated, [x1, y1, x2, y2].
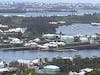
[0, 13, 100, 39]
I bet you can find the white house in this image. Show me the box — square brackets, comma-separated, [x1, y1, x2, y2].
[80, 37, 89, 43]
[58, 21, 66, 24]
[0, 24, 8, 28]
[69, 68, 93, 75]
[17, 59, 30, 64]
[9, 37, 23, 44]
[0, 68, 9, 73]
[24, 42, 38, 48]
[80, 68, 93, 72]
[43, 42, 58, 48]
[0, 59, 6, 68]
[48, 22, 58, 25]
[31, 59, 40, 64]
[33, 38, 40, 42]
[56, 41, 66, 46]
[42, 34, 58, 39]
[37, 45, 49, 50]
[61, 35, 74, 44]
[61, 57, 73, 61]
[5, 28, 27, 33]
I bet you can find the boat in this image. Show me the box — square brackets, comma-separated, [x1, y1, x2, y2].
[91, 23, 100, 26]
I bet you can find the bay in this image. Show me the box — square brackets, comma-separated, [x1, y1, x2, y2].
[56, 23, 100, 35]
[0, 49, 100, 63]
[1, 23, 100, 63]
[0, 10, 100, 62]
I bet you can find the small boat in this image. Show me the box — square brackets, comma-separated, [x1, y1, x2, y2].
[91, 23, 100, 26]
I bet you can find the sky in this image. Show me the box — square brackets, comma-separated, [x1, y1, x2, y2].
[1, 0, 100, 4]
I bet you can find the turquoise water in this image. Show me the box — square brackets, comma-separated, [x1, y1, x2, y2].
[35, 68, 59, 74]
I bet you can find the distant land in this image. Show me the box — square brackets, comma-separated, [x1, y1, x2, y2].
[1, 0, 100, 4]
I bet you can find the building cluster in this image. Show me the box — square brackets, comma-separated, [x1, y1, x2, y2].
[42, 33, 100, 44]
[0, 59, 17, 74]
[0, 57, 96, 75]
[0, 23, 99, 50]
[0, 58, 60, 74]
[0, 24, 27, 48]
[24, 33, 100, 50]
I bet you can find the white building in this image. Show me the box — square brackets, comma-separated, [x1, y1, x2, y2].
[61, 57, 73, 61]
[55, 41, 66, 46]
[17, 59, 40, 65]
[42, 34, 59, 39]
[33, 38, 40, 42]
[80, 68, 93, 73]
[0, 24, 8, 29]
[61, 35, 74, 44]
[69, 68, 93, 75]
[9, 37, 23, 44]
[5, 28, 27, 33]
[17, 59, 30, 64]
[69, 71, 85, 75]
[24, 42, 38, 47]
[43, 42, 58, 48]
[37, 45, 49, 50]
[58, 21, 66, 24]
[0, 59, 6, 68]
[48, 22, 58, 25]
[80, 37, 89, 43]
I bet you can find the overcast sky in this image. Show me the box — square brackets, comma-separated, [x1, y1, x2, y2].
[1, 0, 100, 4]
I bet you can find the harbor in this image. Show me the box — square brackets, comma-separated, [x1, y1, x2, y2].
[0, 1, 100, 75]
[0, 23, 98, 63]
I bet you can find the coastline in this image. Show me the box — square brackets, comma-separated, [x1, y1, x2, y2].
[0, 44, 100, 51]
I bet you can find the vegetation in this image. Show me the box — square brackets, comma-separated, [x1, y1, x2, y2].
[85, 70, 100, 75]
[49, 57, 100, 73]
[2, 71, 16, 75]
[0, 13, 100, 39]
[16, 66, 36, 75]
[9, 56, 100, 75]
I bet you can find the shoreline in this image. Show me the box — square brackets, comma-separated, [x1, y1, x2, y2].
[0, 44, 100, 52]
